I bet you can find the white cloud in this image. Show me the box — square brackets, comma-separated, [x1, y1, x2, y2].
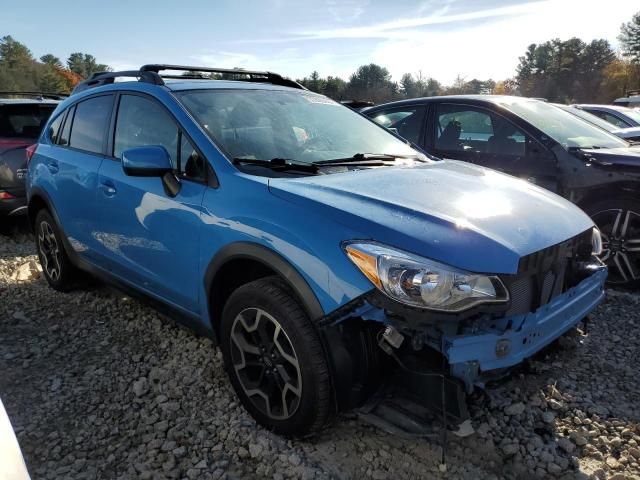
[369, 0, 639, 84]
[297, 1, 551, 40]
[327, 0, 370, 22]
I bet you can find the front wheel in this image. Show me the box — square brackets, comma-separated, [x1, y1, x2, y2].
[220, 277, 333, 437]
[585, 198, 640, 286]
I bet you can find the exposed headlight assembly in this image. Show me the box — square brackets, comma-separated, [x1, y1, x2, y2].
[344, 242, 508, 312]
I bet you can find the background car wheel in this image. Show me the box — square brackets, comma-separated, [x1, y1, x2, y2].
[34, 209, 79, 291]
[585, 198, 640, 287]
[220, 276, 333, 437]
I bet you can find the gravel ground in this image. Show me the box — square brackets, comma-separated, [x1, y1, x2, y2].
[1, 222, 639, 480]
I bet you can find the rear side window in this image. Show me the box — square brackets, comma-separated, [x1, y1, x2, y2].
[47, 113, 64, 144]
[68, 96, 113, 154]
[0, 104, 56, 138]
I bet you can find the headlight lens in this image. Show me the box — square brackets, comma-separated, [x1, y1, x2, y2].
[344, 242, 508, 312]
[592, 227, 603, 256]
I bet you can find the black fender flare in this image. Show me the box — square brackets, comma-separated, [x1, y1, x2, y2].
[27, 186, 63, 232]
[203, 242, 325, 323]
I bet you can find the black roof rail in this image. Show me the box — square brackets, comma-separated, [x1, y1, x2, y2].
[72, 70, 163, 94]
[70, 64, 307, 95]
[0, 91, 68, 100]
[140, 64, 306, 90]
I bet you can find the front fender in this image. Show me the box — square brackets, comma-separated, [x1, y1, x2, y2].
[203, 241, 325, 321]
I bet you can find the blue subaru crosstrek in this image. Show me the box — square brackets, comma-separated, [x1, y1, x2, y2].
[26, 65, 607, 437]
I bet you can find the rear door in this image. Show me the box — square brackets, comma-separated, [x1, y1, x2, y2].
[35, 94, 114, 263]
[0, 103, 56, 197]
[427, 102, 559, 192]
[96, 92, 207, 313]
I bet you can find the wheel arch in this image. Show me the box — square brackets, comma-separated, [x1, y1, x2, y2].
[204, 242, 325, 336]
[574, 181, 640, 210]
[27, 187, 61, 232]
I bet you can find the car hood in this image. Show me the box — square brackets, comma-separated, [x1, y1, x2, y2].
[578, 145, 640, 170]
[611, 126, 640, 138]
[268, 161, 594, 274]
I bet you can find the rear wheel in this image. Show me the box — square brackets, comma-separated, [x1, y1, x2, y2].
[34, 209, 79, 291]
[220, 276, 333, 437]
[585, 198, 640, 286]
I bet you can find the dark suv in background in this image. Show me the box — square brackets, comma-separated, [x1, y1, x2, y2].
[1, 92, 62, 218]
[364, 96, 640, 286]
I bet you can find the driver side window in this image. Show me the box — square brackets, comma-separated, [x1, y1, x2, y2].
[114, 95, 205, 181]
[434, 104, 527, 158]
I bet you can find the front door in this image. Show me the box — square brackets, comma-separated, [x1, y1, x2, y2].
[96, 93, 208, 313]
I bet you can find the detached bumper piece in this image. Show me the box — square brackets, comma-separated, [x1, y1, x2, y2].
[446, 267, 607, 392]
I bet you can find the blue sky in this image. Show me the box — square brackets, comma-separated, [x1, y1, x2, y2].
[2, 0, 638, 84]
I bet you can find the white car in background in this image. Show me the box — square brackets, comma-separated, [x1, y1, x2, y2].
[0, 398, 30, 480]
[554, 104, 640, 142]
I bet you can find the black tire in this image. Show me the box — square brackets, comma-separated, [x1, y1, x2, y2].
[34, 209, 80, 291]
[584, 197, 640, 287]
[220, 276, 333, 437]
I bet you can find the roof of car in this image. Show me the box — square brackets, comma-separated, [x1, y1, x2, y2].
[363, 95, 540, 112]
[574, 104, 630, 112]
[0, 98, 61, 105]
[162, 79, 302, 92]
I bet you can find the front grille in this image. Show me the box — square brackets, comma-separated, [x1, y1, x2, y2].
[503, 229, 592, 316]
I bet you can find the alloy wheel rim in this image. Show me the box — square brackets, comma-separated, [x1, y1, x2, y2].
[230, 307, 302, 420]
[38, 220, 61, 281]
[592, 208, 640, 284]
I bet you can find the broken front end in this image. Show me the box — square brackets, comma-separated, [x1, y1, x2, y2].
[320, 228, 606, 431]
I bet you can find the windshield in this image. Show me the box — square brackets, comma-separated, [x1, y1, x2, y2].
[500, 98, 628, 149]
[556, 105, 617, 132]
[620, 108, 640, 124]
[176, 89, 417, 165]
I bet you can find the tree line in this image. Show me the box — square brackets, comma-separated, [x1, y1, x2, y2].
[0, 35, 110, 93]
[1, 10, 639, 101]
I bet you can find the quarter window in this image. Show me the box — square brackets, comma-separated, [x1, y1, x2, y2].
[47, 113, 64, 144]
[370, 106, 425, 145]
[114, 94, 204, 181]
[68, 96, 112, 154]
[58, 106, 74, 146]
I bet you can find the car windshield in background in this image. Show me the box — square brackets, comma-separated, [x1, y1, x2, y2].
[501, 98, 628, 150]
[176, 89, 417, 166]
[557, 105, 617, 133]
[0, 104, 56, 138]
[622, 108, 640, 124]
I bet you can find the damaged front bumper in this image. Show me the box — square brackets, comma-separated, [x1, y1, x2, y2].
[445, 268, 607, 392]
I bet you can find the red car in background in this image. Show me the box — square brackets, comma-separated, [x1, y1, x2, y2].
[0, 93, 63, 218]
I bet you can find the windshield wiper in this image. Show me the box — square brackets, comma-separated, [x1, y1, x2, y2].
[233, 157, 319, 174]
[313, 153, 425, 166]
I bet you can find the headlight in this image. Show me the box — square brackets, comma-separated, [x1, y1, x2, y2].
[344, 242, 508, 312]
[591, 227, 603, 256]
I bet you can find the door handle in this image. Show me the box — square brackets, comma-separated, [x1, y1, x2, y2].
[46, 160, 59, 174]
[100, 181, 117, 197]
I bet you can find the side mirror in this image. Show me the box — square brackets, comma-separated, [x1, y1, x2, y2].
[122, 146, 172, 177]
